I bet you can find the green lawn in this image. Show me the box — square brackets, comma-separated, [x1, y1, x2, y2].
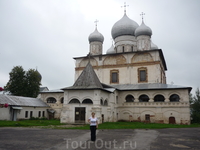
[0, 119, 64, 127]
[0, 120, 200, 129]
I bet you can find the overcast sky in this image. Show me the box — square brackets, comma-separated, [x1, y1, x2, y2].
[0, 0, 200, 94]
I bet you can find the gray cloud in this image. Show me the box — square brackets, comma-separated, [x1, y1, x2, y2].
[0, 0, 200, 94]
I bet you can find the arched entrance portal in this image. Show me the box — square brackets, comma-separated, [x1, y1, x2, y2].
[169, 117, 176, 124]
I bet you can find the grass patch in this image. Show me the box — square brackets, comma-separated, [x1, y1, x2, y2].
[0, 119, 64, 127]
[0, 120, 200, 129]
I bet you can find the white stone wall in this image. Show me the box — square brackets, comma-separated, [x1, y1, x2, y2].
[114, 35, 137, 53]
[116, 89, 190, 124]
[90, 41, 103, 55]
[41, 87, 190, 124]
[75, 50, 166, 85]
[17, 107, 48, 119]
[0, 107, 10, 120]
[40, 92, 64, 118]
[136, 35, 151, 51]
[0, 106, 48, 121]
[61, 89, 116, 123]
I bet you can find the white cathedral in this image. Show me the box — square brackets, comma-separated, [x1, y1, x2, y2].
[40, 9, 192, 124]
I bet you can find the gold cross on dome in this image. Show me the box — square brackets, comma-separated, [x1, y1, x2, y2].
[121, 2, 129, 13]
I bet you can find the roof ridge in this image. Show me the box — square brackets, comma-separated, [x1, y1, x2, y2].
[72, 62, 103, 89]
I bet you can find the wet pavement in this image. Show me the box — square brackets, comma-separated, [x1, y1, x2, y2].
[0, 127, 199, 150]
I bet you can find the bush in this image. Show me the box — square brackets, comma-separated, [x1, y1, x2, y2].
[29, 117, 48, 120]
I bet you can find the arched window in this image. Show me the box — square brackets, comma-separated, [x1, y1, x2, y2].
[139, 94, 149, 102]
[60, 97, 64, 104]
[104, 100, 108, 106]
[69, 99, 80, 104]
[82, 99, 93, 104]
[154, 95, 165, 102]
[125, 95, 134, 102]
[169, 94, 180, 102]
[100, 99, 103, 105]
[47, 97, 56, 103]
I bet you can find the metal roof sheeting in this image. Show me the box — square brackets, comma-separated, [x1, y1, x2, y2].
[0, 94, 49, 107]
[40, 89, 64, 93]
[111, 83, 192, 91]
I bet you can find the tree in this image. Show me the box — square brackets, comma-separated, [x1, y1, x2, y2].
[25, 69, 42, 97]
[190, 88, 200, 123]
[4, 66, 41, 98]
[4, 66, 26, 96]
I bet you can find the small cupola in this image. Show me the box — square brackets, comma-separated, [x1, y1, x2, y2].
[135, 20, 152, 37]
[135, 12, 152, 51]
[106, 43, 115, 54]
[88, 28, 104, 43]
[88, 20, 104, 55]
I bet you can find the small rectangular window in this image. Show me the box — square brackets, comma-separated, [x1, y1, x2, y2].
[38, 111, 41, 117]
[140, 70, 146, 81]
[112, 72, 118, 83]
[25, 111, 28, 118]
[30, 111, 33, 118]
[138, 67, 148, 83]
[42, 111, 45, 117]
[110, 70, 119, 83]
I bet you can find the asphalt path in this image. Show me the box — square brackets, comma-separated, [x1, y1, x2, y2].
[0, 127, 199, 150]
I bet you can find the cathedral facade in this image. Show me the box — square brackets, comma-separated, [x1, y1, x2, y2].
[41, 10, 191, 124]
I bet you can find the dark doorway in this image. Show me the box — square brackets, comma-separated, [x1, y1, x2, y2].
[169, 117, 176, 124]
[12, 109, 17, 121]
[47, 109, 55, 120]
[75, 107, 85, 123]
[145, 114, 150, 122]
[102, 114, 104, 123]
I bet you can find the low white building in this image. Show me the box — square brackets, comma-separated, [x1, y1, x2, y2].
[0, 94, 49, 121]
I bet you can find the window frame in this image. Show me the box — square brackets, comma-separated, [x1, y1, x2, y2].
[25, 111, 28, 118]
[47, 97, 57, 103]
[38, 111, 41, 117]
[30, 111, 33, 118]
[169, 94, 180, 102]
[110, 70, 119, 84]
[42, 111, 45, 117]
[125, 95, 135, 102]
[138, 67, 148, 83]
[139, 94, 149, 102]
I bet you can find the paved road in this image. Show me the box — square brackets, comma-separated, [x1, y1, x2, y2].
[0, 127, 199, 150]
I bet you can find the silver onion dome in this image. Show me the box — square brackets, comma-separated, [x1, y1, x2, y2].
[88, 27, 104, 43]
[135, 21, 152, 37]
[151, 41, 158, 49]
[106, 44, 115, 54]
[111, 13, 139, 39]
